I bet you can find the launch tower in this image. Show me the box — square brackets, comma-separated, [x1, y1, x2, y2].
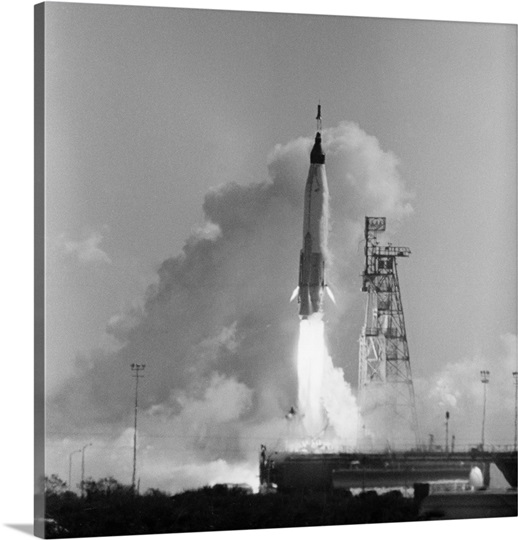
[358, 217, 420, 450]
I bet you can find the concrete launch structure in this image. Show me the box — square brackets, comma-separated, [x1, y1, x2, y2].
[259, 449, 493, 492]
[295, 106, 331, 319]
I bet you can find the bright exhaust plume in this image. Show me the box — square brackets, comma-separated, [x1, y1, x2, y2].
[297, 315, 327, 435]
[297, 314, 359, 446]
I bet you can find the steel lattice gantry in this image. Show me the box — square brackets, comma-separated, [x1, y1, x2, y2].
[358, 217, 420, 450]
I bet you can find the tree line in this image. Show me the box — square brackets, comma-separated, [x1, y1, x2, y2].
[43, 474, 420, 537]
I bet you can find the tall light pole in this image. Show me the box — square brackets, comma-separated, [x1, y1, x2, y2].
[81, 443, 92, 497]
[480, 370, 490, 451]
[68, 448, 81, 492]
[513, 372, 517, 451]
[445, 411, 450, 454]
[131, 363, 146, 491]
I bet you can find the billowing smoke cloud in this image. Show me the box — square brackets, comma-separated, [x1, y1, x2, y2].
[48, 122, 414, 493]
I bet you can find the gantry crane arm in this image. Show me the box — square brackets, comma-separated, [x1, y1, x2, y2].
[373, 245, 411, 258]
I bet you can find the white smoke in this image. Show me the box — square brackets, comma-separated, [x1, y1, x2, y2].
[414, 333, 517, 449]
[321, 355, 358, 444]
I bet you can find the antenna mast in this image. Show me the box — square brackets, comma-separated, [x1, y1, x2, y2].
[131, 363, 146, 491]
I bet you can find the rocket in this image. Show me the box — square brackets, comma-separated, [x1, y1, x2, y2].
[291, 105, 334, 318]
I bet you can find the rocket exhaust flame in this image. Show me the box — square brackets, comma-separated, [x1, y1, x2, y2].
[296, 313, 359, 444]
[297, 314, 326, 435]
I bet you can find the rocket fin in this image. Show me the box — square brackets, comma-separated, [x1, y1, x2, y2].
[290, 286, 299, 302]
[326, 286, 336, 305]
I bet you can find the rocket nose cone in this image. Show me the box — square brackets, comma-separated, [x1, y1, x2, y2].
[310, 133, 325, 164]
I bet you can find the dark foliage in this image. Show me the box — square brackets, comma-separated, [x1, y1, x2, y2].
[44, 477, 419, 538]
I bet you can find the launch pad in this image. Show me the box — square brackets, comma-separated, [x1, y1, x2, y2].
[259, 449, 505, 493]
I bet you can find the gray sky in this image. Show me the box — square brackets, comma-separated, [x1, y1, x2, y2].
[41, 2, 516, 492]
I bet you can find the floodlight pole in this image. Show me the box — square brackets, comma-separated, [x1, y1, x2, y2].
[131, 363, 146, 491]
[445, 411, 450, 454]
[480, 370, 490, 451]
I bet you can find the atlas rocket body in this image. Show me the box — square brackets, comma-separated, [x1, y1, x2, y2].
[296, 106, 330, 319]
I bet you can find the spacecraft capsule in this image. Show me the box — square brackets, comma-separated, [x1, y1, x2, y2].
[296, 108, 329, 319]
